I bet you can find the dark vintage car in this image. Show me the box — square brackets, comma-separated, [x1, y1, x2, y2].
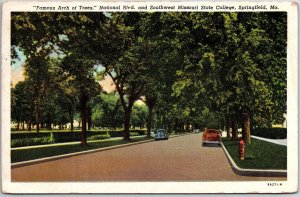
[155, 129, 169, 140]
[202, 128, 221, 145]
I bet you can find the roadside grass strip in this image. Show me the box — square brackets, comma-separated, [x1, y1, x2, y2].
[222, 138, 287, 170]
[11, 136, 149, 163]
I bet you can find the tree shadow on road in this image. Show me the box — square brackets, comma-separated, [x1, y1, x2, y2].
[201, 143, 222, 148]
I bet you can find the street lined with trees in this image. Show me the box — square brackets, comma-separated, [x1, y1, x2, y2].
[11, 12, 287, 145]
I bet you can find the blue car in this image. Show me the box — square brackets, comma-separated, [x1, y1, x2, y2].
[155, 129, 169, 140]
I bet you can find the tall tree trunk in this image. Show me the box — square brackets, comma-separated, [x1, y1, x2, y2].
[16, 122, 20, 131]
[28, 102, 33, 131]
[28, 117, 32, 131]
[185, 121, 189, 132]
[181, 121, 184, 133]
[231, 113, 238, 140]
[226, 115, 230, 138]
[87, 107, 92, 131]
[27, 121, 31, 131]
[35, 105, 40, 133]
[41, 115, 44, 128]
[22, 121, 25, 131]
[46, 113, 52, 130]
[123, 108, 132, 141]
[78, 117, 81, 128]
[242, 112, 251, 144]
[146, 105, 153, 138]
[80, 94, 88, 145]
[175, 118, 179, 133]
[167, 122, 172, 133]
[70, 108, 74, 132]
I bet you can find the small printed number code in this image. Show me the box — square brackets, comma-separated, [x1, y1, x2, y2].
[268, 183, 282, 186]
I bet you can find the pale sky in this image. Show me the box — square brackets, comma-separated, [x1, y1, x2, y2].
[11, 63, 116, 93]
[11, 48, 115, 93]
[11, 50, 146, 105]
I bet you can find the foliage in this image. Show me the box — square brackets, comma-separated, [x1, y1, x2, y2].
[131, 103, 148, 128]
[92, 93, 123, 129]
[11, 137, 54, 148]
[251, 128, 287, 139]
[11, 80, 33, 127]
[11, 12, 287, 143]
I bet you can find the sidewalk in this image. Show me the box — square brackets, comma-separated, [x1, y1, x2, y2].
[251, 135, 287, 146]
[221, 132, 287, 146]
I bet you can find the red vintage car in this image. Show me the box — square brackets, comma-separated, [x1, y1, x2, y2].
[202, 129, 221, 146]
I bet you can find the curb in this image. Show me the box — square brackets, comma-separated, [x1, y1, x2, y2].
[221, 142, 287, 177]
[12, 133, 194, 168]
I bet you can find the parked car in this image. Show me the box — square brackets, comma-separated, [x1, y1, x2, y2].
[155, 129, 169, 140]
[202, 128, 221, 145]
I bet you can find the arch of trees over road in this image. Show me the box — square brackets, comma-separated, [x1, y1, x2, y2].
[11, 12, 287, 145]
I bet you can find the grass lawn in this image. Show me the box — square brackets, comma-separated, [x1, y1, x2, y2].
[12, 136, 150, 163]
[222, 138, 287, 170]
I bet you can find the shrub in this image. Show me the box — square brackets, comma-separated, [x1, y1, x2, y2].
[87, 134, 110, 141]
[51, 132, 81, 142]
[108, 130, 124, 137]
[51, 132, 112, 142]
[108, 129, 146, 137]
[251, 128, 287, 139]
[11, 129, 147, 147]
[130, 132, 140, 136]
[11, 136, 53, 148]
[11, 132, 49, 140]
[136, 130, 146, 135]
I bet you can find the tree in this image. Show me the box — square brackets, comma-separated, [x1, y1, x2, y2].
[56, 13, 106, 144]
[92, 93, 123, 129]
[12, 13, 67, 132]
[11, 80, 33, 130]
[94, 13, 151, 140]
[61, 55, 101, 144]
[131, 103, 147, 129]
[11, 12, 103, 143]
[218, 12, 286, 143]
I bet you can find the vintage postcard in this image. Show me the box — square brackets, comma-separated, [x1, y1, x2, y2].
[1, 0, 298, 194]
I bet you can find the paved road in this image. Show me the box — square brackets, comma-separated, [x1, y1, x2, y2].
[12, 133, 286, 181]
